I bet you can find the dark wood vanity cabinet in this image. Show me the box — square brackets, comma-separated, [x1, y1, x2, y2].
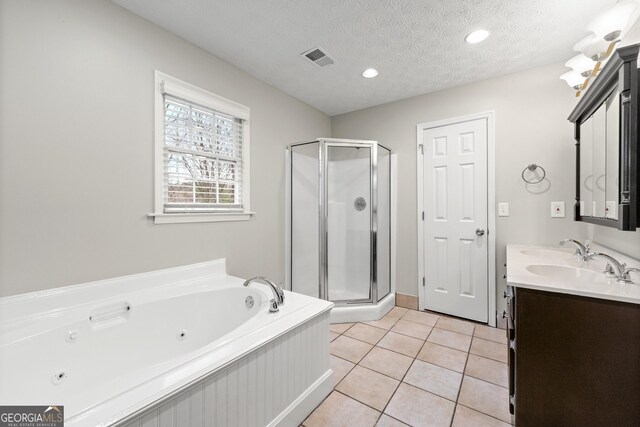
[508, 286, 640, 426]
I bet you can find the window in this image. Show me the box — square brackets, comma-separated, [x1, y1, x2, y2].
[151, 72, 251, 224]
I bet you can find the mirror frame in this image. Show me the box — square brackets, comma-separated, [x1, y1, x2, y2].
[568, 43, 639, 231]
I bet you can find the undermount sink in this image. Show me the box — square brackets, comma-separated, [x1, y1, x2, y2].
[526, 264, 604, 283]
[520, 248, 574, 259]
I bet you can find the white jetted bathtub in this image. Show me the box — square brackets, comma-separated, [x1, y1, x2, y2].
[0, 259, 333, 426]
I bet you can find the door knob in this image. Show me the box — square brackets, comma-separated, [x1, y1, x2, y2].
[475, 228, 485, 236]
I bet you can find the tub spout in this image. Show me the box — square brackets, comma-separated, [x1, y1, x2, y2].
[243, 276, 285, 313]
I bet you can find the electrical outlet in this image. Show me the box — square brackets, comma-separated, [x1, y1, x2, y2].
[551, 201, 565, 218]
[498, 202, 509, 217]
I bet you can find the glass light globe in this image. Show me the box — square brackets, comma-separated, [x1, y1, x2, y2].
[565, 54, 596, 77]
[588, 1, 638, 41]
[561, 71, 586, 90]
[574, 34, 612, 61]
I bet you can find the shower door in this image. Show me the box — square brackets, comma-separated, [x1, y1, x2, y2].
[324, 143, 374, 303]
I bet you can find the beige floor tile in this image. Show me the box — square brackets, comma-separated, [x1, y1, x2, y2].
[474, 324, 508, 344]
[330, 323, 355, 334]
[465, 354, 508, 388]
[401, 309, 439, 326]
[470, 337, 507, 363]
[404, 359, 463, 401]
[359, 346, 414, 380]
[390, 319, 432, 340]
[417, 342, 469, 373]
[330, 354, 355, 387]
[435, 316, 476, 336]
[387, 306, 409, 319]
[375, 414, 409, 427]
[336, 366, 399, 411]
[384, 383, 455, 427]
[330, 331, 340, 342]
[427, 328, 472, 352]
[365, 314, 400, 330]
[344, 323, 388, 345]
[458, 376, 511, 424]
[377, 331, 424, 357]
[330, 335, 374, 363]
[304, 391, 380, 427]
[452, 405, 511, 427]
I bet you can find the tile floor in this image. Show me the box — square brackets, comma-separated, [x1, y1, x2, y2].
[303, 306, 513, 427]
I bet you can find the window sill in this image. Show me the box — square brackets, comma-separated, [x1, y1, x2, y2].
[147, 212, 254, 224]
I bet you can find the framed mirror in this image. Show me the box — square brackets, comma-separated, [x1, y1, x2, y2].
[569, 43, 639, 231]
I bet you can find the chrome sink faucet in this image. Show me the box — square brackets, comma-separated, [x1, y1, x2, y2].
[559, 239, 590, 260]
[243, 276, 285, 313]
[583, 252, 640, 284]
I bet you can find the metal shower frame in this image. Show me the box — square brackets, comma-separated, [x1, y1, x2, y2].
[288, 138, 391, 306]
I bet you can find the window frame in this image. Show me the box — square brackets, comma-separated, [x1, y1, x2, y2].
[150, 71, 252, 224]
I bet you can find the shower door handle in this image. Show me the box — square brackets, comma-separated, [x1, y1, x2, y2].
[475, 228, 485, 237]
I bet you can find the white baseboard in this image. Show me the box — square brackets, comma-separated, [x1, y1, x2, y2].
[271, 369, 334, 427]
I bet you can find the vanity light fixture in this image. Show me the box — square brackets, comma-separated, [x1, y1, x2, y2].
[563, 1, 640, 97]
[465, 29, 490, 44]
[362, 68, 379, 78]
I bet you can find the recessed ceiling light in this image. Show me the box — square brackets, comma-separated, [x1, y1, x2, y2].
[465, 29, 490, 44]
[362, 68, 379, 78]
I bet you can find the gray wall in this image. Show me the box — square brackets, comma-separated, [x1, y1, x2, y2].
[0, 0, 330, 297]
[2, 0, 636, 306]
[332, 62, 584, 311]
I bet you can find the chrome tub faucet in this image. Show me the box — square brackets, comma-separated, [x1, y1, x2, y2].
[243, 276, 285, 313]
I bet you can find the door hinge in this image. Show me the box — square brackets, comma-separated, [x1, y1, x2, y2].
[422, 277, 425, 287]
[418, 144, 424, 155]
[422, 211, 424, 221]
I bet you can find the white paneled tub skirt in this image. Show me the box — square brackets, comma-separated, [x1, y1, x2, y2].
[0, 259, 334, 426]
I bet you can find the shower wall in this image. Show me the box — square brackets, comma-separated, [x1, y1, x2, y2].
[377, 147, 391, 300]
[290, 143, 320, 298]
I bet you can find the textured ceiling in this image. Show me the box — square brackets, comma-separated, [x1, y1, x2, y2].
[112, 0, 616, 116]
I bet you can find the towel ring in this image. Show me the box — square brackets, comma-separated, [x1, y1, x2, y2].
[522, 164, 546, 184]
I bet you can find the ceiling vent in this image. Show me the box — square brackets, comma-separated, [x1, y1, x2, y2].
[301, 47, 334, 67]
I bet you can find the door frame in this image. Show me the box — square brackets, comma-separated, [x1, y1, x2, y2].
[416, 111, 496, 326]
[322, 140, 378, 305]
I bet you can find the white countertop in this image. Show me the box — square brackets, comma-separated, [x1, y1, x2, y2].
[506, 244, 640, 305]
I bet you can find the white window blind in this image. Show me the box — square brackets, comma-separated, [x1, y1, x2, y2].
[163, 95, 245, 213]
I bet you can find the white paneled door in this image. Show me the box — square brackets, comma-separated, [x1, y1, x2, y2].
[422, 118, 488, 322]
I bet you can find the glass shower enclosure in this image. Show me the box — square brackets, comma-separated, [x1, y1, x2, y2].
[286, 138, 392, 311]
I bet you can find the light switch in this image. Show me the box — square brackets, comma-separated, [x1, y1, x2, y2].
[498, 202, 509, 217]
[551, 201, 565, 218]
